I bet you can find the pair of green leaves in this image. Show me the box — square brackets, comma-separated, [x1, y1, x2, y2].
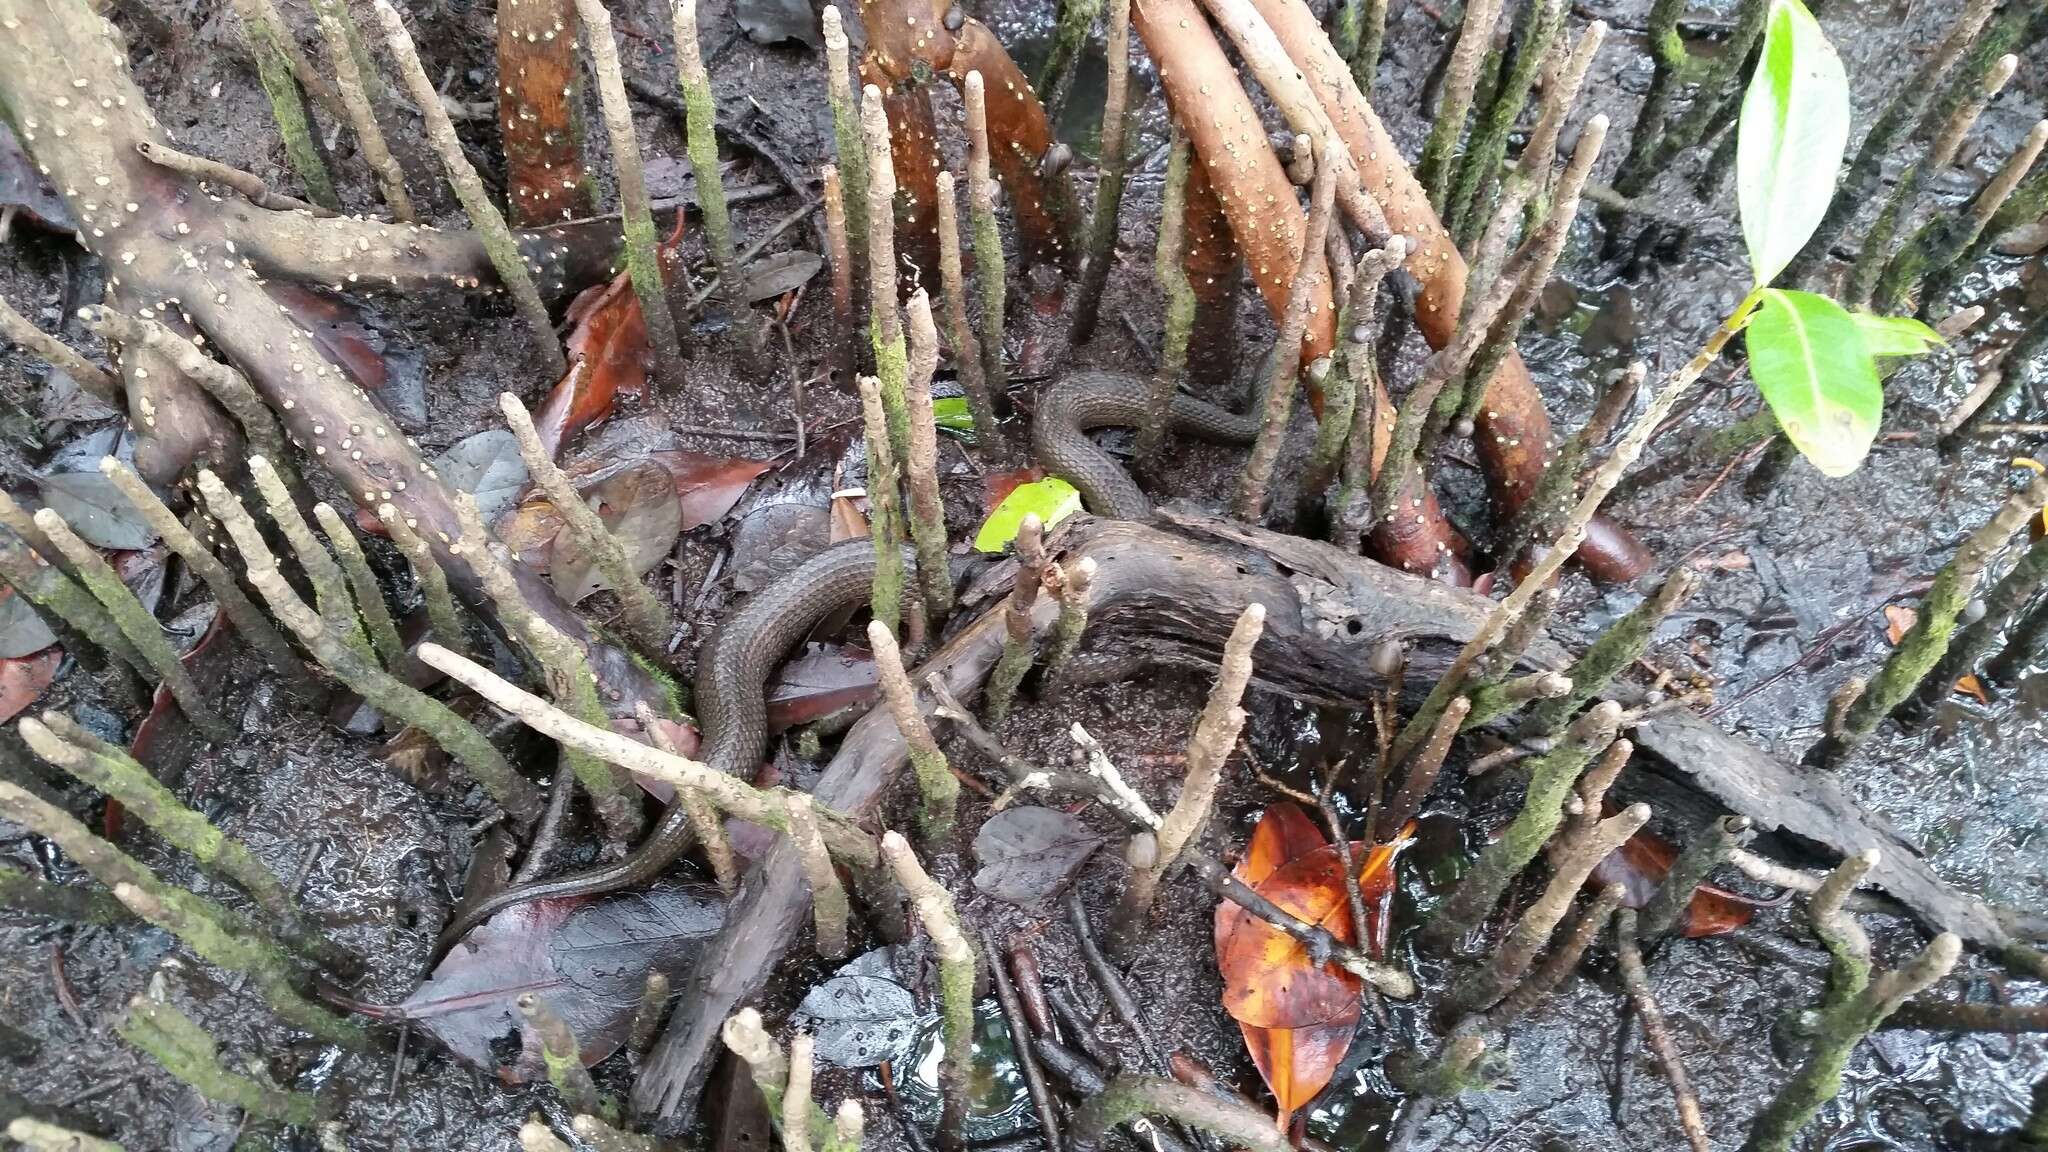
[1733, 0, 1939, 477]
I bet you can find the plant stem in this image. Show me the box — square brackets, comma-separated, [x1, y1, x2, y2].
[116, 995, 322, 1123]
[985, 515, 1046, 725]
[376, 502, 468, 655]
[311, 503, 406, 667]
[822, 7, 868, 297]
[1521, 567, 1697, 736]
[312, 0, 412, 220]
[672, 0, 739, 294]
[1415, 0, 1503, 209]
[869, 620, 957, 838]
[881, 831, 977, 1138]
[964, 72, 1009, 411]
[856, 374, 906, 634]
[519, 993, 602, 1115]
[937, 170, 1000, 454]
[901, 290, 953, 622]
[1448, 0, 1565, 246]
[231, 0, 338, 211]
[1067, 1075, 1290, 1152]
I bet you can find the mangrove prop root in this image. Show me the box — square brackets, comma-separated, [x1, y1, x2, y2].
[1642, 814, 1752, 939]
[963, 72, 1010, 406]
[1066, 1075, 1290, 1152]
[1377, 695, 1471, 840]
[378, 502, 469, 655]
[870, 620, 957, 839]
[519, 993, 602, 1115]
[1069, 0, 1134, 345]
[113, 882, 365, 1048]
[1234, 138, 1335, 522]
[457, 500, 641, 845]
[115, 995, 319, 1124]
[860, 86, 911, 458]
[32, 507, 230, 740]
[902, 291, 953, 622]
[578, 0, 686, 378]
[1125, 603, 1263, 930]
[1239, 0, 1650, 583]
[500, 393, 674, 658]
[0, 294, 119, 405]
[1821, 473, 2048, 760]
[1042, 557, 1096, 681]
[1414, 0, 1502, 209]
[857, 375, 908, 633]
[1178, 142, 1243, 391]
[1487, 883, 1626, 1027]
[1427, 702, 1623, 948]
[672, 0, 739, 291]
[824, 165, 860, 386]
[98, 457, 308, 686]
[787, 793, 850, 957]
[631, 971, 672, 1055]
[372, 0, 565, 374]
[823, 8, 869, 298]
[230, 0, 337, 211]
[1136, 127, 1198, 477]
[247, 456, 359, 649]
[881, 832, 977, 1139]
[935, 171, 999, 452]
[312, 0, 412, 220]
[1523, 567, 1698, 737]
[497, 0, 591, 225]
[312, 502, 406, 667]
[984, 514, 1046, 725]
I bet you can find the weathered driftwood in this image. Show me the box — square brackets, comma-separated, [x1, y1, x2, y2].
[633, 510, 2023, 1131]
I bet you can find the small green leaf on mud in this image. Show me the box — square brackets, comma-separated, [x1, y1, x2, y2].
[931, 396, 976, 438]
[1849, 312, 1943, 358]
[973, 477, 1080, 552]
[1748, 288, 1882, 478]
[1737, 0, 1849, 287]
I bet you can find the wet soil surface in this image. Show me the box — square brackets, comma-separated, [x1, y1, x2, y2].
[2, 0, 2046, 1147]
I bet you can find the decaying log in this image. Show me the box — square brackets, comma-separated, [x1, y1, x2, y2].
[634, 510, 2023, 1131]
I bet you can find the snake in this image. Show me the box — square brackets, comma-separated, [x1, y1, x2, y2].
[1032, 370, 1261, 518]
[436, 540, 902, 948]
[437, 371, 1237, 945]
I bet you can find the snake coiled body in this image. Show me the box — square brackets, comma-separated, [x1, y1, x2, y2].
[437, 541, 902, 946]
[1033, 370, 1259, 518]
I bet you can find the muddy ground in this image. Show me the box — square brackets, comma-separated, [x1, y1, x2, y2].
[1, 0, 2046, 1147]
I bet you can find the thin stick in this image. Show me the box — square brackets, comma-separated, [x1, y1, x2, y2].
[1616, 910, 1712, 1152]
[1486, 884, 1625, 1026]
[1069, 0, 1133, 344]
[984, 930, 1063, 1152]
[1641, 814, 1752, 939]
[115, 995, 323, 1122]
[1376, 696, 1470, 840]
[1234, 134, 1335, 521]
[499, 392, 673, 655]
[312, 0, 412, 220]
[133, 140, 323, 214]
[578, 0, 685, 378]
[372, 0, 565, 374]
[33, 508, 229, 740]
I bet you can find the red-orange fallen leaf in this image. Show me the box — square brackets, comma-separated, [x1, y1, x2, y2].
[983, 466, 1046, 512]
[1238, 1007, 1357, 1131]
[1954, 674, 1990, 705]
[1215, 804, 1410, 1129]
[1587, 826, 1765, 938]
[1218, 839, 1407, 1029]
[533, 222, 684, 457]
[766, 642, 879, 732]
[647, 451, 771, 527]
[0, 647, 61, 724]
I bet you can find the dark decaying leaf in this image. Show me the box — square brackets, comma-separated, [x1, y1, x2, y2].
[263, 283, 392, 393]
[402, 881, 725, 1078]
[0, 648, 62, 725]
[792, 949, 922, 1069]
[0, 586, 57, 660]
[547, 460, 684, 604]
[648, 451, 772, 528]
[1588, 827, 1763, 938]
[114, 544, 166, 617]
[830, 494, 868, 541]
[36, 472, 158, 550]
[436, 430, 530, 525]
[730, 501, 833, 592]
[766, 642, 878, 732]
[126, 606, 226, 770]
[1, 120, 73, 230]
[971, 806, 1107, 907]
[533, 220, 685, 458]
[733, 0, 821, 45]
[739, 251, 823, 303]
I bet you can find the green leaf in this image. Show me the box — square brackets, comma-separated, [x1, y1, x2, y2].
[973, 478, 1081, 552]
[1748, 289, 1883, 477]
[931, 396, 975, 439]
[1849, 313, 1943, 358]
[1737, 0, 1850, 287]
